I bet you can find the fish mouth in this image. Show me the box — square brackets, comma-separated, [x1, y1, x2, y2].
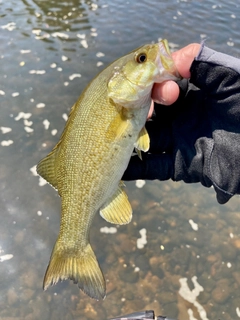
[156, 39, 181, 82]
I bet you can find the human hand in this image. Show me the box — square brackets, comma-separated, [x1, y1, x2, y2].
[147, 43, 201, 118]
[124, 43, 240, 204]
[152, 43, 201, 104]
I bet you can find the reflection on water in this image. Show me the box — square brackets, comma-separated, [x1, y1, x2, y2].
[1, 0, 240, 319]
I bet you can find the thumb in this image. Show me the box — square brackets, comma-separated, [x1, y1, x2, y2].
[172, 43, 201, 78]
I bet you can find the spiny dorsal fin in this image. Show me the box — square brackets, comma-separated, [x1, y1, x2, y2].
[36, 146, 59, 190]
[36, 103, 77, 190]
[100, 183, 132, 225]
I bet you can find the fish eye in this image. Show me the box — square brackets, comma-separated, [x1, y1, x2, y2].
[136, 52, 147, 63]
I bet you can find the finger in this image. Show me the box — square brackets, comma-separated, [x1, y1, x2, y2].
[151, 44, 200, 106]
[172, 43, 201, 78]
[147, 100, 155, 119]
[123, 153, 173, 181]
[152, 80, 180, 105]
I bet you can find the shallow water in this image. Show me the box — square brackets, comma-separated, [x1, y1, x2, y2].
[1, 0, 240, 319]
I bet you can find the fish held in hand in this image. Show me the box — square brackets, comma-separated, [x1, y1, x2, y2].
[37, 39, 180, 300]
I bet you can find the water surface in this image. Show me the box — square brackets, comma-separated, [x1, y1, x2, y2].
[1, 1, 240, 319]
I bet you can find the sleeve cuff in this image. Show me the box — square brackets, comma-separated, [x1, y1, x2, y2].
[194, 42, 240, 74]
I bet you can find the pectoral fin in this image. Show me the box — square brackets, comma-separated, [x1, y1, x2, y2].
[105, 105, 129, 141]
[134, 126, 150, 159]
[100, 184, 132, 225]
[107, 118, 129, 140]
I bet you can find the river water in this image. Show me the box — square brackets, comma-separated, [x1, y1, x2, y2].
[1, 1, 240, 319]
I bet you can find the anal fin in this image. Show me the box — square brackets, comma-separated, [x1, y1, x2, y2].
[100, 183, 132, 225]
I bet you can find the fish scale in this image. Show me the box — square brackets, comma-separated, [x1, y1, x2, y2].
[37, 39, 180, 300]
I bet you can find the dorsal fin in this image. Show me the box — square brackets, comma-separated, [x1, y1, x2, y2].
[36, 102, 78, 191]
[36, 146, 59, 191]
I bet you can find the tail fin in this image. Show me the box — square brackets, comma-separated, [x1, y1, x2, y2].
[43, 242, 106, 300]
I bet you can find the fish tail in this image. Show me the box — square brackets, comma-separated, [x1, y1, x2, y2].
[43, 241, 106, 300]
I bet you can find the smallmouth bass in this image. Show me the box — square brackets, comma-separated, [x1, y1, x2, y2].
[37, 39, 180, 300]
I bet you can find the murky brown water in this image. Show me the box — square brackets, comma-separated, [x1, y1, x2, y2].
[1, 1, 240, 319]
